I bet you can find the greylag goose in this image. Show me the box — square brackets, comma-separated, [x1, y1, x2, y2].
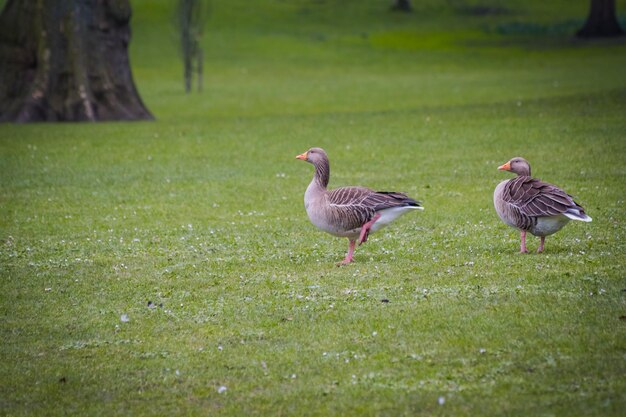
[494, 157, 592, 253]
[296, 147, 423, 265]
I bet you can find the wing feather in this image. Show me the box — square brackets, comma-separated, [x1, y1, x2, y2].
[502, 176, 586, 218]
[325, 187, 421, 231]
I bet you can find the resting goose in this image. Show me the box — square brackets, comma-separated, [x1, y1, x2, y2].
[296, 147, 423, 265]
[494, 157, 592, 253]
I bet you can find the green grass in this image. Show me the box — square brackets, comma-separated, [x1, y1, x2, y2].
[1, 0, 626, 416]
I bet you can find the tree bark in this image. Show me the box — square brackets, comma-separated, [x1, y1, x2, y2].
[176, 0, 205, 93]
[390, 0, 412, 13]
[576, 0, 624, 38]
[0, 0, 153, 123]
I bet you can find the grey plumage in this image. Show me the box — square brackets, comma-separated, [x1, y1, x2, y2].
[324, 187, 421, 234]
[296, 147, 422, 264]
[494, 157, 591, 253]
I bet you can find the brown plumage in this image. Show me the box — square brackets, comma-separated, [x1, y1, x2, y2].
[296, 147, 423, 265]
[494, 157, 592, 253]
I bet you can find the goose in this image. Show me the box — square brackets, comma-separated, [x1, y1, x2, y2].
[494, 157, 592, 253]
[296, 147, 423, 265]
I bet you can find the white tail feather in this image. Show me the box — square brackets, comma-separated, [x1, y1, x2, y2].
[564, 210, 592, 222]
[370, 206, 422, 232]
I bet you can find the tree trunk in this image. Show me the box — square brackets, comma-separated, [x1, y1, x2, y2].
[176, 0, 205, 94]
[576, 0, 624, 38]
[0, 0, 153, 123]
[390, 0, 412, 13]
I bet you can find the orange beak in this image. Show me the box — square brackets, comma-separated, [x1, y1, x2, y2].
[295, 151, 308, 160]
[498, 161, 511, 171]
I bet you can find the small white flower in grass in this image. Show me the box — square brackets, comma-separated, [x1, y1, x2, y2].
[438, 396, 445, 405]
[120, 314, 129, 323]
[291, 374, 297, 379]
[217, 385, 227, 394]
[372, 331, 378, 337]
[479, 348, 487, 354]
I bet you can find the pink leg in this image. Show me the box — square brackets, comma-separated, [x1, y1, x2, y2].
[358, 213, 381, 245]
[338, 239, 356, 266]
[537, 236, 545, 253]
[520, 230, 529, 253]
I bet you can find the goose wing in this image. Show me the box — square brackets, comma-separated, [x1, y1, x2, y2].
[325, 186, 377, 231]
[503, 176, 584, 218]
[362, 191, 422, 211]
[325, 188, 421, 232]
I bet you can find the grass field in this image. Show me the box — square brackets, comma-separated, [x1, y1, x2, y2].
[1, 0, 626, 416]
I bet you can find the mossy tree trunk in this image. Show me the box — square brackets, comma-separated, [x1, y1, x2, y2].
[176, 0, 206, 93]
[390, 0, 412, 13]
[180, 0, 195, 94]
[0, 0, 153, 123]
[577, 0, 624, 37]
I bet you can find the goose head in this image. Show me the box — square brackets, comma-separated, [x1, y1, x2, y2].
[498, 157, 531, 177]
[296, 147, 328, 165]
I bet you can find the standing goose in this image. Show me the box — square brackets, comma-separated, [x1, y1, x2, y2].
[494, 157, 592, 253]
[296, 147, 423, 265]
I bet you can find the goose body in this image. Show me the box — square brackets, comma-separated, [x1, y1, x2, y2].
[297, 147, 423, 264]
[494, 157, 591, 253]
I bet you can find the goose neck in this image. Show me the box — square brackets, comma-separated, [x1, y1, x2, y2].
[313, 159, 330, 189]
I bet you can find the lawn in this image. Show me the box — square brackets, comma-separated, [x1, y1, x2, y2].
[1, 0, 625, 416]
